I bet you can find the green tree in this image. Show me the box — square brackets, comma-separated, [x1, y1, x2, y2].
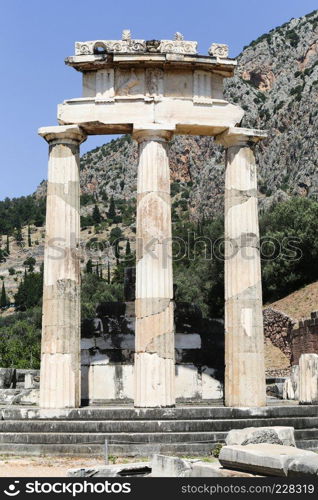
[28, 226, 32, 247]
[0, 250, 6, 263]
[0, 320, 41, 369]
[86, 259, 93, 274]
[107, 262, 111, 284]
[108, 196, 116, 219]
[6, 235, 10, 255]
[23, 257, 36, 273]
[14, 272, 43, 310]
[81, 273, 123, 319]
[260, 197, 318, 302]
[0, 282, 8, 308]
[15, 225, 23, 245]
[92, 204, 102, 224]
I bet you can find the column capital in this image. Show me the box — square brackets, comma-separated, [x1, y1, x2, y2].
[132, 124, 175, 143]
[215, 127, 267, 148]
[38, 125, 87, 145]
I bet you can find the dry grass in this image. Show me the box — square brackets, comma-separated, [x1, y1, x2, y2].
[265, 281, 318, 321]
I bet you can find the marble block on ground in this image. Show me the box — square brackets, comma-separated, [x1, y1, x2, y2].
[219, 444, 316, 477]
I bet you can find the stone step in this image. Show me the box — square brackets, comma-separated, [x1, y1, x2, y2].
[0, 430, 316, 445]
[0, 431, 228, 445]
[1, 416, 318, 433]
[294, 428, 318, 440]
[0, 442, 223, 456]
[0, 439, 316, 457]
[295, 440, 318, 450]
[2, 405, 318, 421]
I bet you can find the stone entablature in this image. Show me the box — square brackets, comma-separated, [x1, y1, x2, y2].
[61, 32, 237, 137]
[75, 36, 198, 57]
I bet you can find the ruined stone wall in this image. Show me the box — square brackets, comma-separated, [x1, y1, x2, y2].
[81, 301, 225, 403]
[263, 308, 295, 358]
[291, 311, 318, 365]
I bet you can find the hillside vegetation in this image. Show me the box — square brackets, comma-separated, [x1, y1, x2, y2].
[0, 10, 317, 368]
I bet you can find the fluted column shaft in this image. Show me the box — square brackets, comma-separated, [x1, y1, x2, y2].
[217, 129, 266, 407]
[133, 129, 175, 407]
[38, 125, 86, 408]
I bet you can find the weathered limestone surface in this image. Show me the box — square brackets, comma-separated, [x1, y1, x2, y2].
[283, 365, 299, 400]
[151, 455, 260, 477]
[288, 455, 318, 476]
[182, 462, 260, 478]
[59, 33, 242, 137]
[216, 128, 267, 407]
[39, 125, 86, 409]
[133, 129, 175, 407]
[68, 462, 151, 477]
[151, 454, 192, 477]
[299, 353, 318, 404]
[226, 427, 296, 447]
[219, 443, 316, 476]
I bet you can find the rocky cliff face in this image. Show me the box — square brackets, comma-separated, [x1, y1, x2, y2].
[226, 10, 318, 211]
[50, 10, 315, 221]
[2, 10, 318, 302]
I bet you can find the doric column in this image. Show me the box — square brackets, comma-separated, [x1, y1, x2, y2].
[38, 125, 86, 408]
[133, 128, 175, 407]
[216, 127, 267, 407]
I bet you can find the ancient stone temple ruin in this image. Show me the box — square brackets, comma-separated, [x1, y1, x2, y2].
[39, 31, 267, 409]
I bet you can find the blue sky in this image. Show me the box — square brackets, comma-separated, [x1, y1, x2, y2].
[0, 0, 317, 200]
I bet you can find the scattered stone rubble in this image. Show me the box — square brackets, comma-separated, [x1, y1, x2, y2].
[67, 427, 318, 478]
[0, 368, 39, 405]
[226, 427, 296, 447]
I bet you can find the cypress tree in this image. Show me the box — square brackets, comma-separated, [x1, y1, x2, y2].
[107, 262, 111, 284]
[15, 224, 23, 245]
[86, 259, 93, 273]
[125, 240, 131, 256]
[6, 235, 10, 255]
[28, 226, 32, 247]
[0, 282, 7, 308]
[108, 196, 116, 219]
[92, 204, 102, 224]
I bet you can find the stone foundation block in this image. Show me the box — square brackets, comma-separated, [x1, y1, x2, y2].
[219, 444, 316, 476]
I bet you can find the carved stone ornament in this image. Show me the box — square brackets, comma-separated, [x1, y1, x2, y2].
[75, 39, 147, 55]
[75, 33, 198, 56]
[145, 68, 164, 97]
[159, 40, 197, 54]
[122, 29, 131, 41]
[145, 40, 161, 53]
[174, 32, 184, 41]
[208, 43, 229, 58]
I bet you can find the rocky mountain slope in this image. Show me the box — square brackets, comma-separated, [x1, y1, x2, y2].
[35, 10, 318, 219]
[2, 10, 318, 301]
